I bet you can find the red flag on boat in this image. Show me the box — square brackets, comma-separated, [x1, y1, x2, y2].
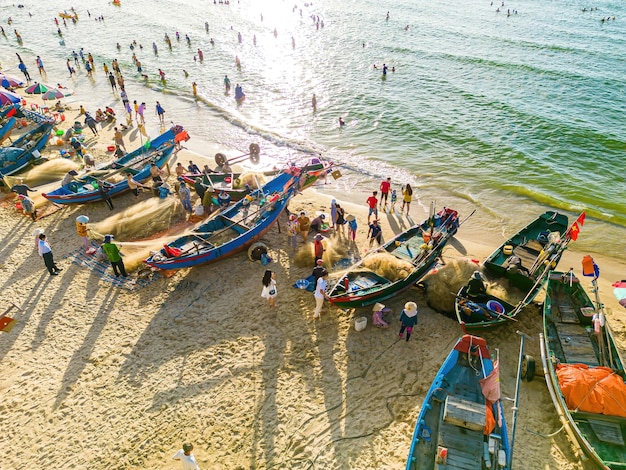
[576, 212, 586, 227]
[568, 222, 580, 241]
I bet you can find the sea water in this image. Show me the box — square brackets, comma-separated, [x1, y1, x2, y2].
[0, 0, 624, 262]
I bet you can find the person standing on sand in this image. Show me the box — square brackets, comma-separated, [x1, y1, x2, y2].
[156, 101, 165, 123]
[366, 191, 378, 223]
[286, 214, 299, 251]
[379, 177, 391, 208]
[368, 219, 383, 247]
[38, 233, 62, 276]
[401, 184, 413, 215]
[172, 443, 200, 470]
[346, 214, 357, 243]
[313, 272, 329, 319]
[398, 301, 418, 342]
[102, 234, 127, 278]
[75, 215, 90, 250]
[313, 233, 325, 264]
[297, 211, 310, 241]
[261, 270, 277, 308]
[335, 203, 346, 236]
[108, 71, 117, 90]
[330, 199, 338, 229]
[113, 127, 126, 152]
[178, 182, 193, 212]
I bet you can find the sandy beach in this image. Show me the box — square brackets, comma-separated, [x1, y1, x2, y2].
[0, 38, 624, 469]
[1, 109, 625, 469]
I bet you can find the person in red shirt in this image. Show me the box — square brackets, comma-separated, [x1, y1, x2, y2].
[366, 191, 378, 223]
[379, 177, 391, 208]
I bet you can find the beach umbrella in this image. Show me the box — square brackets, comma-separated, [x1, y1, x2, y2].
[0, 88, 22, 105]
[41, 88, 66, 101]
[0, 74, 24, 88]
[24, 82, 52, 94]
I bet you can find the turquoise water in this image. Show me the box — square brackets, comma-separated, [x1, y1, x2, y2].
[1, 0, 625, 261]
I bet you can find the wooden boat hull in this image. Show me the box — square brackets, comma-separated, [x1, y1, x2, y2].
[42, 127, 180, 205]
[145, 172, 298, 270]
[454, 285, 517, 333]
[483, 211, 569, 297]
[0, 121, 54, 178]
[541, 272, 626, 469]
[328, 208, 459, 309]
[406, 334, 510, 470]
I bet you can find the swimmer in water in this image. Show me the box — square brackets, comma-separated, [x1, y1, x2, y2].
[183, 69, 189, 78]
[312, 94, 317, 110]
[339, 117, 345, 127]
[224, 74, 231, 91]
[192, 82, 197, 96]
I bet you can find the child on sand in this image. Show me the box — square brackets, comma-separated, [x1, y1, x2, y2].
[261, 270, 277, 308]
[172, 443, 200, 470]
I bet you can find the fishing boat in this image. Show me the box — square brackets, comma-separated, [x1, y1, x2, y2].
[0, 120, 54, 179]
[42, 126, 181, 205]
[144, 171, 299, 270]
[540, 268, 626, 469]
[183, 157, 333, 203]
[406, 334, 511, 470]
[327, 207, 460, 309]
[483, 211, 570, 300]
[454, 286, 517, 334]
[0, 117, 16, 143]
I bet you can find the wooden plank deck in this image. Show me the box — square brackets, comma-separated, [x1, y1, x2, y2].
[435, 422, 484, 470]
[556, 323, 599, 366]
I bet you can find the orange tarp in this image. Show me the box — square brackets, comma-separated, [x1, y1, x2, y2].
[556, 363, 626, 417]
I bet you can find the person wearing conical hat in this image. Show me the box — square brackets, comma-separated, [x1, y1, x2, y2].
[399, 302, 418, 342]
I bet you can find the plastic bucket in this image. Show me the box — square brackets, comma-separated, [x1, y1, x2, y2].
[355, 316, 367, 332]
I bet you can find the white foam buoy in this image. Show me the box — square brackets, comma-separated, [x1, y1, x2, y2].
[355, 316, 367, 332]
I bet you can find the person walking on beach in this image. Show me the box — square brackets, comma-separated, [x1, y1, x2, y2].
[102, 234, 127, 278]
[398, 301, 418, 342]
[330, 199, 338, 229]
[368, 219, 383, 248]
[261, 269, 277, 308]
[85, 113, 99, 135]
[137, 102, 146, 124]
[366, 191, 378, 223]
[156, 101, 165, 123]
[379, 177, 391, 209]
[172, 443, 200, 470]
[38, 233, 62, 276]
[108, 72, 117, 90]
[313, 272, 329, 319]
[401, 184, 413, 215]
[18, 61, 31, 82]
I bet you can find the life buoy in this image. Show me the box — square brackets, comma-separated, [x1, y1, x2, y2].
[215, 152, 227, 166]
[249, 143, 260, 163]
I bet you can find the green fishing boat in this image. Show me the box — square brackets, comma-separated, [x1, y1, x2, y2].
[540, 268, 626, 469]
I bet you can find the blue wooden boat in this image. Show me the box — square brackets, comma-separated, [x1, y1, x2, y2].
[0, 117, 16, 143]
[406, 334, 511, 470]
[0, 120, 54, 178]
[327, 207, 461, 308]
[0, 104, 21, 119]
[145, 171, 298, 270]
[42, 127, 180, 205]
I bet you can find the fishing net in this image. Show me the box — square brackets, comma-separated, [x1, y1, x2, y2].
[362, 252, 413, 282]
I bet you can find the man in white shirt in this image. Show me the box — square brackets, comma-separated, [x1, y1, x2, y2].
[172, 443, 200, 470]
[314, 272, 329, 319]
[38, 233, 62, 276]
